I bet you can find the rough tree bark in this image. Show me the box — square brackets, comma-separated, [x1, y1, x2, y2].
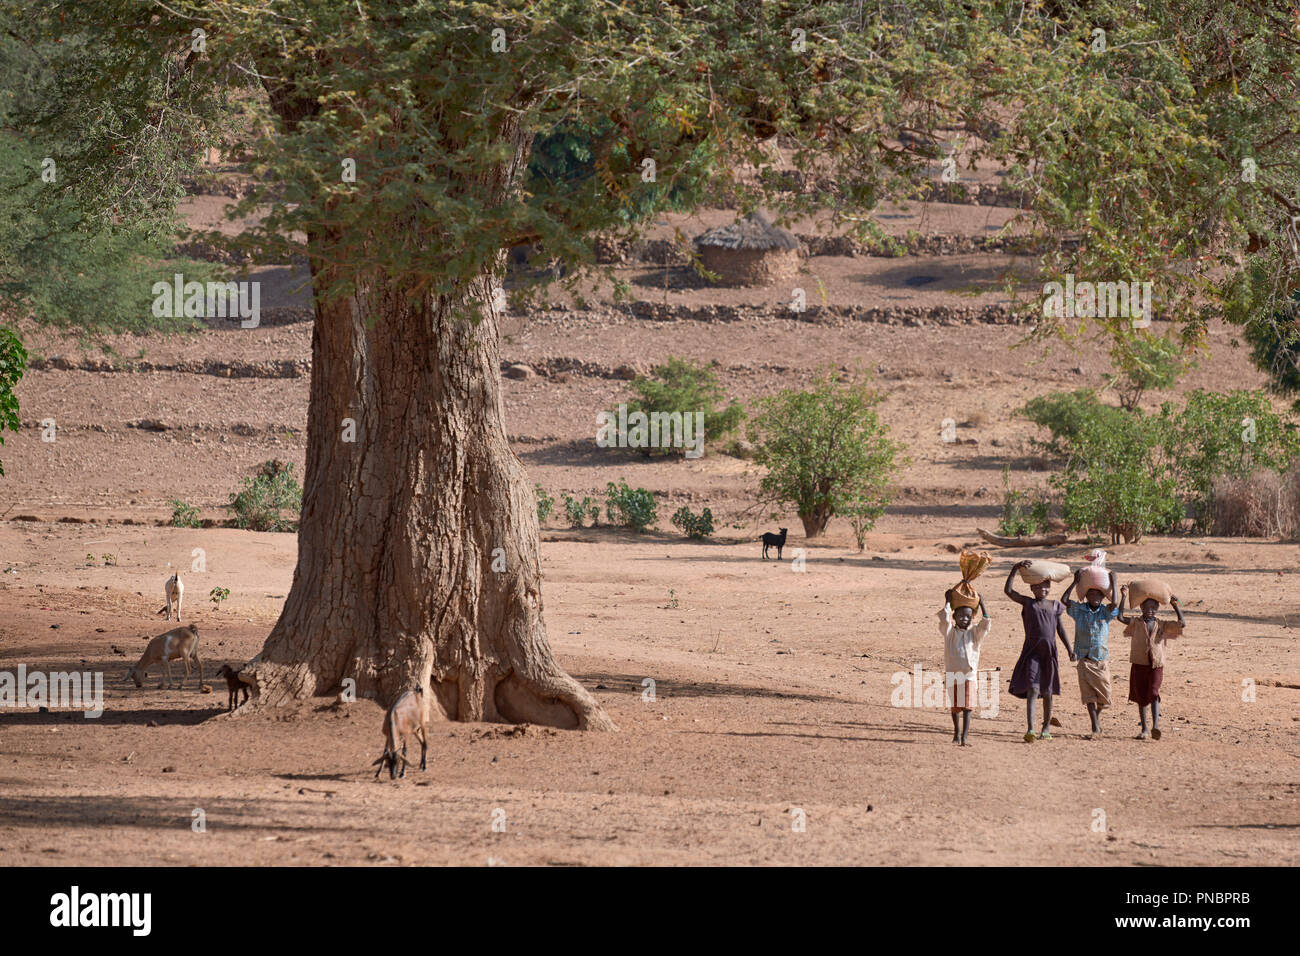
[240, 112, 614, 731]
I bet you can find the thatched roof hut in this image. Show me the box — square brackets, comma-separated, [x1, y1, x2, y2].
[693, 212, 802, 286]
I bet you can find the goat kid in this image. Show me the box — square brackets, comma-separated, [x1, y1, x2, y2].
[216, 664, 251, 712]
[372, 687, 428, 780]
[128, 624, 203, 690]
[157, 572, 183, 621]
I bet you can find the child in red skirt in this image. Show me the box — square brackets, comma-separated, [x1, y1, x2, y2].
[1119, 585, 1185, 740]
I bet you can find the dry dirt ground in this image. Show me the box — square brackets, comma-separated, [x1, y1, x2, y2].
[1, 195, 1298, 866]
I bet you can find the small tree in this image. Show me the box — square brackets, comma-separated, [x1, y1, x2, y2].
[612, 357, 744, 457]
[1051, 412, 1182, 543]
[1107, 333, 1187, 411]
[748, 371, 902, 539]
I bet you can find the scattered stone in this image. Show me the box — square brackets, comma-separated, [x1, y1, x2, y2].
[503, 363, 536, 380]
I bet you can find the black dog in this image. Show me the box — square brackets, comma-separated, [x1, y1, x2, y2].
[217, 664, 250, 712]
[760, 528, 788, 560]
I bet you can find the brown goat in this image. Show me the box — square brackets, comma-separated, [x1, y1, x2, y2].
[128, 625, 203, 690]
[372, 687, 428, 780]
[216, 664, 251, 712]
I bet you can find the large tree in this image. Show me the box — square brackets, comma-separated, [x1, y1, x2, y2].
[5, 1, 1298, 727]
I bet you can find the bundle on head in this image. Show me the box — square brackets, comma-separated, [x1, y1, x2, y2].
[1078, 549, 1110, 597]
[1127, 578, 1173, 608]
[1018, 559, 1072, 585]
[949, 550, 990, 609]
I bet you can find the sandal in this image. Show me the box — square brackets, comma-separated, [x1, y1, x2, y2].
[1151, 727, 1162, 740]
[1037, 731, 1052, 741]
[1023, 731, 1036, 743]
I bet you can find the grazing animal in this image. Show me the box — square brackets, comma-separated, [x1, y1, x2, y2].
[372, 687, 428, 780]
[127, 624, 203, 690]
[158, 572, 183, 621]
[760, 527, 788, 560]
[217, 664, 251, 712]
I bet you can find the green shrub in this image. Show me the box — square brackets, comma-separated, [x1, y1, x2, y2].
[1159, 389, 1299, 531]
[562, 493, 598, 528]
[229, 460, 303, 532]
[996, 465, 1051, 537]
[0, 325, 24, 477]
[747, 370, 902, 539]
[671, 505, 714, 539]
[534, 484, 554, 524]
[1049, 411, 1181, 543]
[1020, 389, 1129, 456]
[609, 357, 744, 457]
[169, 499, 201, 528]
[604, 480, 658, 532]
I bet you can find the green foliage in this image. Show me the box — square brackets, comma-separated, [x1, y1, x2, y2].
[562, 493, 598, 528]
[169, 499, 201, 528]
[534, 484, 554, 524]
[0, 34, 222, 334]
[670, 505, 714, 539]
[0, 325, 25, 477]
[612, 357, 744, 457]
[1049, 411, 1182, 544]
[209, 586, 230, 608]
[1245, 292, 1300, 410]
[1160, 389, 1299, 530]
[1020, 390, 1129, 456]
[997, 466, 1051, 538]
[747, 370, 901, 537]
[1107, 334, 1188, 411]
[604, 480, 657, 532]
[229, 460, 303, 532]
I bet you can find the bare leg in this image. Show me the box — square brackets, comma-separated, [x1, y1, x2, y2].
[960, 710, 971, 746]
[1025, 689, 1038, 741]
[1041, 694, 1054, 735]
[951, 711, 960, 743]
[1150, 699, 1161, 739]
[1137, 704, 1150, 739]
[1086, 702, 1100, 734]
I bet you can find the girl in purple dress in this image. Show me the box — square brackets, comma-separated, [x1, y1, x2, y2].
[1004, 560, 1074, 742]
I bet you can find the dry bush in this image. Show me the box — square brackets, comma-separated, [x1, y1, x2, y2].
[1210, 465, 1300, 539]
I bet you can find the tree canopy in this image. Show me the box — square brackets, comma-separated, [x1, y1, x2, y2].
[1, 1, 1291, 351]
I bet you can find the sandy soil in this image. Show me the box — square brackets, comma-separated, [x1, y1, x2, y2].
[2, 192, 1297, 866]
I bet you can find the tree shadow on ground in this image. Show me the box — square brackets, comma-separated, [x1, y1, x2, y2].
[0, 706, 217, 727]
[577, 671, 843, 704]
[0, 795, 356, 833]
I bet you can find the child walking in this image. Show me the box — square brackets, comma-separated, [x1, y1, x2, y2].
[1005, 560, 1073, 742]
[938, 589, 991, 747]
[1119, 585, 1185, 740]
[1061, 566, 1120, 737]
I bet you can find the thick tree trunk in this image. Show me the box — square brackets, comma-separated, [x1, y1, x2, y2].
[800, 507, 830, 539]
[240, 265, 613, 730]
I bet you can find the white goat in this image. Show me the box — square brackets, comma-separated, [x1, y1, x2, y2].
[128, 624, 203, 690]
[158, 572, 183, 622]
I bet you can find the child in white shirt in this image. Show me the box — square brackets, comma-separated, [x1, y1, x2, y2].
[938, 590, 991, 746]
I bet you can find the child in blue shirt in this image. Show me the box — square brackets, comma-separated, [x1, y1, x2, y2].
[1061, 567, 1120, 737]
